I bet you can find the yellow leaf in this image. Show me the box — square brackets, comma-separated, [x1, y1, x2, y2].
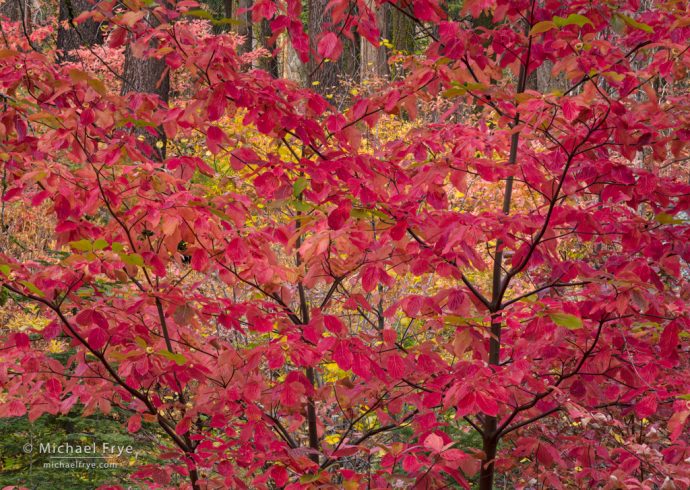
[530, 21, 556, 35]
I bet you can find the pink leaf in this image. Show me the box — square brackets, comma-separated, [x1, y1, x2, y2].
[317, 32, 342, 60]
[424, 433, 444, 453]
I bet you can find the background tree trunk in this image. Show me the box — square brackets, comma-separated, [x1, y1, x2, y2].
[280, 33, 307, 83]
[308, 0, 358, 96]
[57, 0, 103, 61]
[360, 0, 387, 82]
[236, 0, 252, 55]
[389, 4, 414, 53]
[120, 11, 170, 162]
[257, 18, 279, 77]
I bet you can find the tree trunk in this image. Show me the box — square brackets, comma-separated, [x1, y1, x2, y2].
[0, 0, 25, 22]
[478, 12, 537, 488]
[280, 33, 307, 83]
[120, 11, 170, 162]
[257, 18, 279, 76]
[389, 3, 414, 53]
[236, 0, 252, 55]
[1, 0, 32, 40]
[360, 0, 387, 82]
[308, 0, 339, 91]
[388, 2, 414, 79]
[308, 0, 357, 96]
[57, 0, 103, 61]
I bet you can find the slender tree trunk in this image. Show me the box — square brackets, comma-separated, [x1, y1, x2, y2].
[295, 204, 320, 463]
[478, 9, 536, 488]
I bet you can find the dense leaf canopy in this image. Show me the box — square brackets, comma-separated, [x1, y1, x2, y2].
[1, 0, 690, 488]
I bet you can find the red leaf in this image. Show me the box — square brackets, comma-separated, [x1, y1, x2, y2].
[442, 448, 468, 461]
[45, 378, 62, 397]
[328, 205, 350, 230]
[386, 354, 406, 378]
[475, 392, 499, 416]
[175, 416, 192, 435]
[635, 394, 658, 418]
[88, 328, 109, 350]
[7, 400, 26, 417]
[191, 249, 209, 272]
[206, 126, 225, 154]
[660, 322, 679, 359]
[317, 32, 343, 60]
[333, 340, 353, 370]
[128, 414, 142, 433]
[535, 443, 555, 467]
[13, 332, 30, 349]
[361, 266, 379, 292]
[324, 315, 345, 335]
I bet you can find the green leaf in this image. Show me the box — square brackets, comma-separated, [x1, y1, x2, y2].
[553, 14, 594, 28]
[209, 207, 233, 223]
[293, 177, 309, 197]
[157, 349, 187, 366]
[617, 14, 653, 33]
[442, 87, 467, 98]
[299, 473, 321, 483]
[530, 21, 556, 35]
[211, 17, 241, 26]
[184, 9, 240, 25]
[69, 239, 92, 252]
[76, 286, 94, 297]
[655, 212, 683, 225]
[19, 280, 45, 297]
[134, 336, 148, 349]
[111, 242, 125, 253]
[92, 239, 109, 251]
[292, 200, 312, 212]
[677, 394, 690, 400]
[87, 78, 106, 96]
[121, 253, 144, 267]
[550, 312, 583, 330]
[184, 8, 213, 20]
[0, 264, 10, 277]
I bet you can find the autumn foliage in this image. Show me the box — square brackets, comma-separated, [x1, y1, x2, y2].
[1, 0, 690, 488]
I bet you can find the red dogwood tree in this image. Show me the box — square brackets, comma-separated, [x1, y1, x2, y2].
[1, 0, 690, 488]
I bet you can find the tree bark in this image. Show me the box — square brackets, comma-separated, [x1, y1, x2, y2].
[57, 0, 103, 60]
[307, 0, 357, 96]
[257, 18, 279, 76]
[360, 0, 387, 82]
[389, 3, 414, 54]
[120, 11, 170, 162]
[236, 0, 252, 55]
